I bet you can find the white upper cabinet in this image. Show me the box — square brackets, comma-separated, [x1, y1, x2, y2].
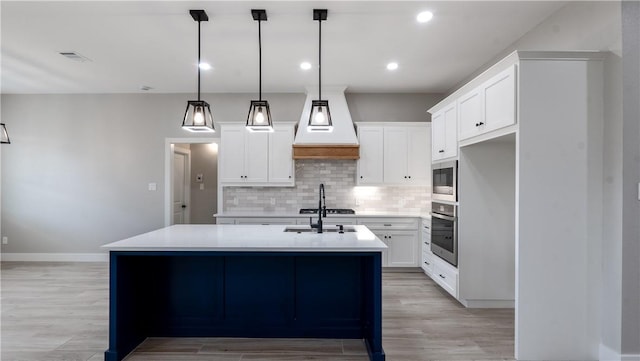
[458, 65, 517, 141]
[483, 65, 517, 133]
[357, 126, 384, 184]
[383, 125, 430, 185]
[357, 123, 430, 186]
[268, 125, 295, 184]
[220, 123, 295, 186]
[431, 102, 458, 161]
[458, 88, 483, 140]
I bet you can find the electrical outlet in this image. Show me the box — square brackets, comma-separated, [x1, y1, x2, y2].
[2, 236, 8, 245]
[233, 197, 239, 205]
[270, 198, 276, 205]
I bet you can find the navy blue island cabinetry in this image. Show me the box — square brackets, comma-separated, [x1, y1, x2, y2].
[102, 225, 387, 361]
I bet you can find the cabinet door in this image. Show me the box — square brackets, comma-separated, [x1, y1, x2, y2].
[431, 111, 446, 161]
[386, 231, 418, 267]
[383, 127, 408, 183]
[458, 88, 484, 141]
[442, 104, 458, 159]
[406, 126, 430, 185]
[372, 231, 389, 267]
[244, 131, 269, 183]
[357, 126, 384, 184]
[484, 65, 516, 132]
[220, 126, 247, 183]
[269, 126, 294, 184]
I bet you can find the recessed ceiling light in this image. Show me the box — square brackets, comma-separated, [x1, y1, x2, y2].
[300, 62, 312, 70]
[417, 11, 433, 23]
[387, 62, 399, 71]
[199, 62, 212, 70]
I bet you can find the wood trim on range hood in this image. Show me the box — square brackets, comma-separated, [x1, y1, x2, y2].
[292, 144, 360, 160]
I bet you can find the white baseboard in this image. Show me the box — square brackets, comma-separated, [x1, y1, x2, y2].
[1, 253, 108, 262]
[600, 344, 640, 361]
[601, 344, 621, 361]
[460, 299, 515, 308]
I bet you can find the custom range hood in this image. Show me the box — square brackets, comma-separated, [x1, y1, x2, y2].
[293, 86, 359, 160]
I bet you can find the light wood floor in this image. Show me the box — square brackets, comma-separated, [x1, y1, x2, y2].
[1, 262, 514, 361]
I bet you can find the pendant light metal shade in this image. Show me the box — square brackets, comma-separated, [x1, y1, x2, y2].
[246, 100, 273, 132]
[246, 9, 273, 132]
[308, 100, 332, 131]
[0, 123, 10, 144]
[183, 100, 214, 132]
[182, 9, 215, 133]
[308, 9, 332, 132]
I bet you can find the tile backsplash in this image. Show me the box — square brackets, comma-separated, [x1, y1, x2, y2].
[223, 160, 431, 214]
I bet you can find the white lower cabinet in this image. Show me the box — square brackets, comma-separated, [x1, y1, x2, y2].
[421, 218, 433, 275]
[215, 217, 298, 225]
[357, 218, 419, 268]
[431, 255, 458, 299]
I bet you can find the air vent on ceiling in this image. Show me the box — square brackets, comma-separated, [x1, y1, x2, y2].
[59, 51, 92, 62]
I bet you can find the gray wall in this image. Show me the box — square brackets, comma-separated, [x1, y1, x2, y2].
[189, 143, 218, 224]
[621, 1, 640, 356]
[0, 92, 437, 253]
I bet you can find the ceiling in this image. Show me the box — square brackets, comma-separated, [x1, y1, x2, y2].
[1, 1, 565, 95]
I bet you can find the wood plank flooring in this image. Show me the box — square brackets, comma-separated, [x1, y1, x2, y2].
[1, 262, 514, 361]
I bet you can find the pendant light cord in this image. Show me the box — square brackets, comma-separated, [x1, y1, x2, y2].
[318, 18, 322, 101]
[258, 18, 262, 101]
[197, 18, 202, 101]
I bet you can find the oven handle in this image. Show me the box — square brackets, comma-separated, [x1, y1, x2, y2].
[430, 212, 456, 221]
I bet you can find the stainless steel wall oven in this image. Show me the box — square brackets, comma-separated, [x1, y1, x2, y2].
[431, 202, 457, 267]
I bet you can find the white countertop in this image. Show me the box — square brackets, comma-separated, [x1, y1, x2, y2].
[102, 224, 387, 252]
[214, 212, 426, 218]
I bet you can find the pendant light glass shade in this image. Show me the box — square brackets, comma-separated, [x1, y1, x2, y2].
[0, 123, 10, 144]
[246, 100, 273, 132]
[308, 100, 332, 131]
[182, 10, 215, 133]
[183, 100, 214, 132]
[246, 9, 273, 132]
[307, 9, 332, 132]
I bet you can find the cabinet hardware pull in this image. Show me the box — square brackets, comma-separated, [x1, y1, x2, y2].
[360, 176, 363, 178]
[404, 176, 407, 179]
[289, 176, 291, 178]
[439, 150, 444, 153]
[425, 261, 430, 265]
[479, 122, 484, 126]
[439, 274, 445, 279]
[408, 176, 411, 178]
[424, 242, 430, 245]
[384, 224, 392, 227]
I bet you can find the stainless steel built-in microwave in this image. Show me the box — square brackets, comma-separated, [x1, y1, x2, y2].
[432, 161, 457, 202]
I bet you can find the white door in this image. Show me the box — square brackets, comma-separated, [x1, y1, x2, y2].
[268, 125, 295, 184]
[172, 149, 190, 224]
[406, 126, 430, 185]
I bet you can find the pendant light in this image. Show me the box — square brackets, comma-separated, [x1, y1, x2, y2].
[246, 9, 273, 132]
[182, 9, 215, 133]
[308, 9, 332, 132]
[0, 123, 10, 144]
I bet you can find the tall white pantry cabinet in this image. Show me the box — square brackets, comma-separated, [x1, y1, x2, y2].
[428, 51, 606, 361]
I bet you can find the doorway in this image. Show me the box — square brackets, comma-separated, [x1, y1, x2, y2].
[164, 138, 219, 226]
[172, 146, 191, 224]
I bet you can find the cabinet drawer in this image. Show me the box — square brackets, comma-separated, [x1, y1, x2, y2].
[234, 217, 297, 225]
[421, 251, 434, 275]
[421, 234, 432, 254]
[216, 218, 236, 225]
[296, 217, 356, 226]
[432, 257, 458, 298]
[357, 218, 418, 230]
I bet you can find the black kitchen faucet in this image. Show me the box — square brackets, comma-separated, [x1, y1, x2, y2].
[310, 183, 327, 233]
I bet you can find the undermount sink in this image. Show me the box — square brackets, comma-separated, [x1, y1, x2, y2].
[284, 226, 357, 233]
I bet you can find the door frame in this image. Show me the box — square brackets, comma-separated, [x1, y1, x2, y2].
[172, 146, 191, 225]
[164, 137, 218, 226]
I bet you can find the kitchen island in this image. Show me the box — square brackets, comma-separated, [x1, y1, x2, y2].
[102, 224, 387, 361]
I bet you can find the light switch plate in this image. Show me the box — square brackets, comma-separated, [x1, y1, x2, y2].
[148, 183, 157, 191]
